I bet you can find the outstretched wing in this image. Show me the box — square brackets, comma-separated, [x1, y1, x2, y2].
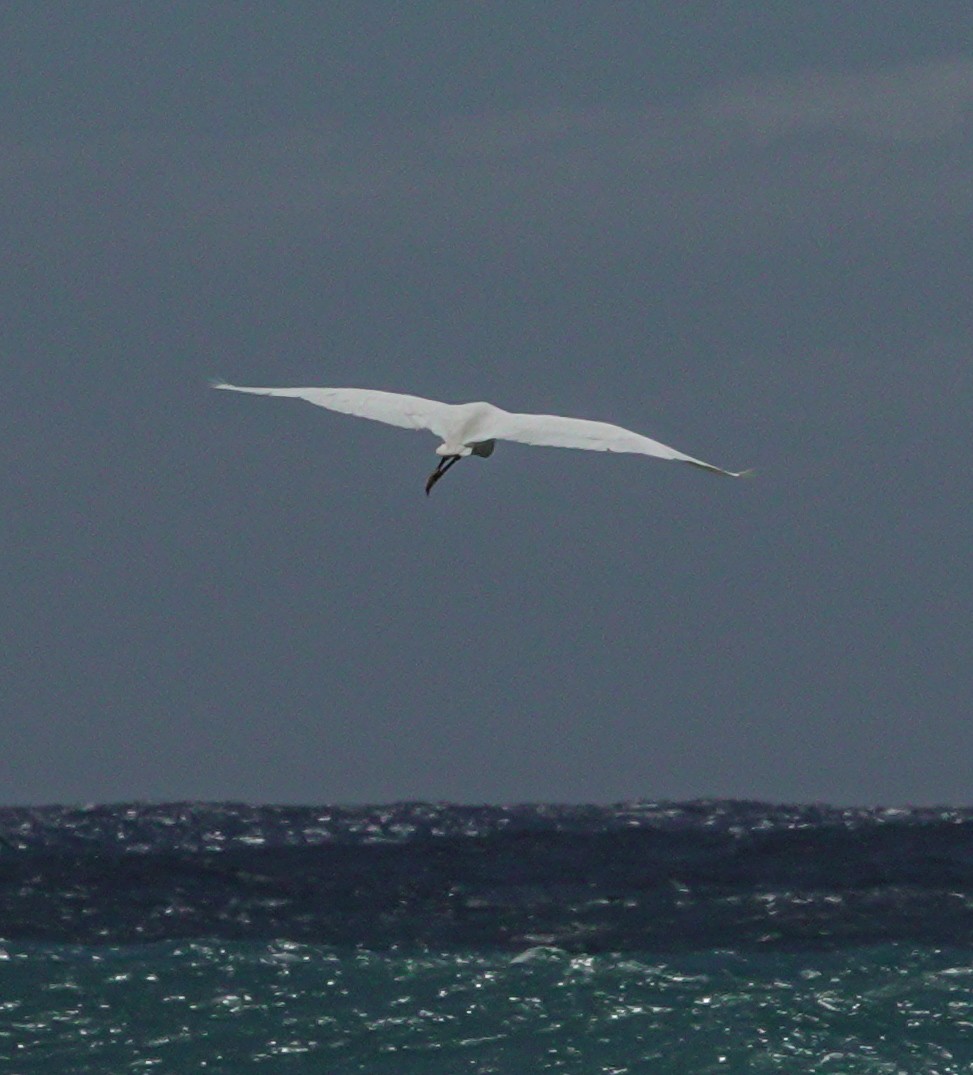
[487, 410, 750, 478]
[212, 382, 455, 439]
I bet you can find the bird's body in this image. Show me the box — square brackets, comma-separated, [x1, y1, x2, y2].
[213, 382, 751, 492]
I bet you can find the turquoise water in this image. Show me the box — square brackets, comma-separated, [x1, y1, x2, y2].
[4, 941, 973, 1073]
[4, 801, 973, 1071]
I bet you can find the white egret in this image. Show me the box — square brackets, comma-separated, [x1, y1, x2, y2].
[213, 381, 752, 494]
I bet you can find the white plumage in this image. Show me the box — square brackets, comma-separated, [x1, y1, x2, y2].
[213, 381, 751, 493]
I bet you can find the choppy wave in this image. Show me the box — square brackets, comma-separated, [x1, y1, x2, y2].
[3, 801, 973, 950]
[5, 941, 973, 1073]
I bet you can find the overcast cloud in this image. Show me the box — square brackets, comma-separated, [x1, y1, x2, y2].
[3, 7, 971, 806]
[7, 54, 973, 266]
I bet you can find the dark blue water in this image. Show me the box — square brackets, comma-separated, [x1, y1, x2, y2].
[3, 801, 973, 1071]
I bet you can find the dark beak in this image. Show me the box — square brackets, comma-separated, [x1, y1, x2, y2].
[425, 454, 461, 495]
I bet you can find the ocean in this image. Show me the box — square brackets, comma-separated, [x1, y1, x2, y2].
[2, 801, 973, 1072]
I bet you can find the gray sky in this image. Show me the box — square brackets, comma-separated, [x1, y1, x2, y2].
[3, 4, 972, 806]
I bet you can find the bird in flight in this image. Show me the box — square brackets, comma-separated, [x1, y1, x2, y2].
[213, 382, 752, 494]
